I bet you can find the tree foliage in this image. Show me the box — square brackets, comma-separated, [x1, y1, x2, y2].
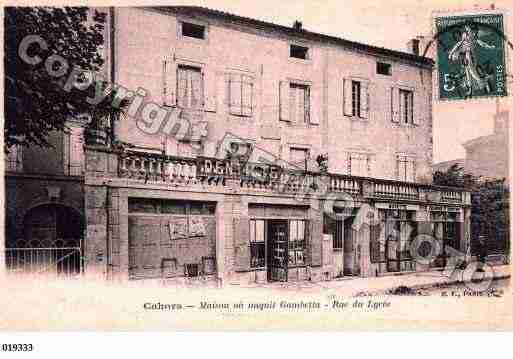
[4, 7, 126, 150]
[433, 164, 509, 255]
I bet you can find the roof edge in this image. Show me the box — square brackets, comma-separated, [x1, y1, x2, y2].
[149, 6, 434, 68]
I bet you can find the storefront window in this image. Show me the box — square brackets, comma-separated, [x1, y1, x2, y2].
[289, 219, 306, 267]
[430, 210, 462, 258]
[250, 219, 265, 268]
[379, 209, 417, 271]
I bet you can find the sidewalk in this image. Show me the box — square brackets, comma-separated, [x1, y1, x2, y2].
[236, 265, 511, 296]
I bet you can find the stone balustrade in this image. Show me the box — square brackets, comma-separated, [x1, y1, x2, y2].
[115, 150, 469, 204]
[372, 180, 420, 201]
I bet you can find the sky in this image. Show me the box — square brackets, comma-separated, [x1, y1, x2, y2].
[137, 0, 512, 163]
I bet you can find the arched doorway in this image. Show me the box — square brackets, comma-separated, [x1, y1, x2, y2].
[6, 204, 84, 275]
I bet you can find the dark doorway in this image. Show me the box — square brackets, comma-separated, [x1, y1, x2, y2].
[267, 219, 288, 282]
[6, 204, 84, 275]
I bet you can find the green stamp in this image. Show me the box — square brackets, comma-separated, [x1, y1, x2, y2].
[435, 13, 507, 100]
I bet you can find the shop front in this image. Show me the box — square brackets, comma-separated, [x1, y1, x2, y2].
[248, 204, 310, 282]
[127, 198, 217, 280]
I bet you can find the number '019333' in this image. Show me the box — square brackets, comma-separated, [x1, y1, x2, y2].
[2, 344, 34, 352]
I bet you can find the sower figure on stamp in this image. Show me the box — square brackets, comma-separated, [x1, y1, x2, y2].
[448, 24, 495, 96]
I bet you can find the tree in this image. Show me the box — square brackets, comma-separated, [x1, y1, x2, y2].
[4, 7, 126, 150]
[433, 164, 510, 257]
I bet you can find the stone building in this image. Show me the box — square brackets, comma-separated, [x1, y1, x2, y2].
[4, 6, 472, 283]
[463, 109, 509, 184]
[4, 125, 86, 274]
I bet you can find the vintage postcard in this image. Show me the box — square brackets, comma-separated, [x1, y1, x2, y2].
[0, 0, 512, 336]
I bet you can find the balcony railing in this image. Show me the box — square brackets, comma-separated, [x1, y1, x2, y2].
[119, 153, 218, 186]
[116, 151, 469, 204]
[372, 181, 420, 201]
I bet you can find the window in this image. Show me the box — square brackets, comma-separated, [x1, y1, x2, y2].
[289, 220, 306, 267]
[181, 22, 205, 40]
[377, 62, 392, 76]
[227, 73, 253, 116]
[333, 218, 347, 250]
[177, 65, 203, 110]
[5, 145, 23, 172]
[290, 44, 309, 60]
[379, 210, 418, 271]
[290, 147, 309, 168]
[397, 155, 415, 182]
[399, 89, 413, 124]
[65, 126, 84, 176]
[352, 81, 361, 117]
[289, 83, 310, 124]
[250, 219, 265, 268]
[344, 78, 369, 119]
[348, 153, 371, 177]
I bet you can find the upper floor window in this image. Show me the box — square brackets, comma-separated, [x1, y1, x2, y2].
[227, 73, 254, 117]
[181, 22, 206, 40]
[397, 155, 416, 182]
[399, 89, 413, 124]
[289, 83, 310, 124]
[177, 65, 203, 110]
[351, 81, 361, 117]
[343, 78, 369, 119]
[64, 126, 84, 176]
[290, 147, 310, 168]
[377, 62, 392, 76]
[5, 144, 23, 172]
[290, 44, 309, 60]
[348, 152, 371, 177]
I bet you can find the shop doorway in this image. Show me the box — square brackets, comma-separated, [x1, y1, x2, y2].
[267, 219, 288, 282]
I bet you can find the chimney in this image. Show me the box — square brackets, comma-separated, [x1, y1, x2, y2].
[293, 20, 303, 31]
[407, 36, 425, 56]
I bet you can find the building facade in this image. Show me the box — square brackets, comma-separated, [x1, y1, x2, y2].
[4, 124, 86, 274]
[4, 6, 472, 283]
[81, 6, 471, 284]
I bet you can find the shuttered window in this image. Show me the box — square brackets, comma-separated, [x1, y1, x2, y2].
[67, 126, 84, 176]
[227, 73, 253, 116]
[348, 153, 371, 177]
[177, 65, 203, 110]
[399, 89, 413, 124]
[352, 81, 361, 117]
[344, 78, 370, 119]
[289, 83, 310, 124]
[397, 155, 416, 182]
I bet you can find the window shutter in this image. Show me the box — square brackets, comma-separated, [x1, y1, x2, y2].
[204, 67, 217, 112]
[241, 75, 253, 117]
[412, 90, 422, 125]
[395, 155, 400, 179]
[343, 78, 352, 116]
[69, 127, 84, 176]
[279, 80, 290, 122]
[234, 216, 251, 272]
[163, 57, 177, 106]
[360, 81, 370, 119]
[309, 84, 320, 125]
[309, 219, 323, 267]
[228, 74, 242, 115]
[391, 87, 400, 122]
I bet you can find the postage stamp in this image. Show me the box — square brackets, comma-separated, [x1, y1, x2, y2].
[434, 12, 508, 100]
[1, 1, 512, 341]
